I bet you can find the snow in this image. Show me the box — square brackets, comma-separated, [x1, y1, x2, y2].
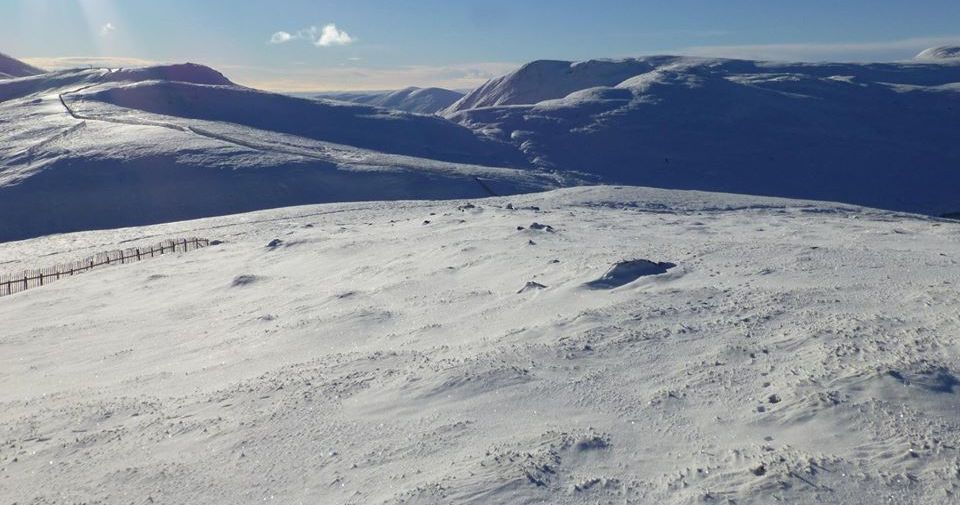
[2, 185, 959, 504]
[0, 65, 554, 242]
[2, 54, 960, 241]
[915, 46, 960, 61]
[445, 56, 960, 215]
[318, 87, 465, 114]
[443, 58, 670, 114]
[0, 51, 44, 79]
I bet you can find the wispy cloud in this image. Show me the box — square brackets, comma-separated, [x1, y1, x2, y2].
[678, 35, 960, 62]
[269, 31, 293, 44]
[99, 22, 116, 37]
[268, 24, 355, 47]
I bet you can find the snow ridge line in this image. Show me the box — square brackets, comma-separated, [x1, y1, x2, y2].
[0, 237, 211, 297]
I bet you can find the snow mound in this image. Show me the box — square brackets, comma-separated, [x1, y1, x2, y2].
[915, 46, 960, 61]
[585, 259, 677, 289]
[319, 86, 464, 114]
[0, 51, 44, 79]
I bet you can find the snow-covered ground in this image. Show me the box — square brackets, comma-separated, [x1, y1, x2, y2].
[2, 186, 959, 504]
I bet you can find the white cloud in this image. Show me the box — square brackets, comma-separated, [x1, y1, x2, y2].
[99, 22, 116, 37]
[316, 24, 354, 47]
[269, 31, 293, 44]
[269, 24, 355, 47]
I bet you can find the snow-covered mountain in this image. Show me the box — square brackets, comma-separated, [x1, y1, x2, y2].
[0, 63, 558, 242]
[3, 186, 960, 504]
[445, 54, 960, 215]
[319, 86, 464, 114]
[443, 58, 664, 113]
[915, 45, 960, 61]
[3, 50, 960, 241]
[0, 51, 44, 79]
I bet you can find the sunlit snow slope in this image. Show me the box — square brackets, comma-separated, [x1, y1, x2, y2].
[2, 186, 959, 504]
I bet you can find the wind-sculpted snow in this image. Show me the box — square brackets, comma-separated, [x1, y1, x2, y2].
[448, 56, 960, 214]
[318, 86, 465, 114]
[2, 186, 959, 504]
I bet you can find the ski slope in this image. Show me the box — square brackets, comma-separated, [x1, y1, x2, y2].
[1, 186, 959, 504]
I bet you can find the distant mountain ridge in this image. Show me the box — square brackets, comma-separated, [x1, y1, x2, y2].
[443, 51, 960, 214]
[317, 86, 464, 114]
[1, 48, 960, 240]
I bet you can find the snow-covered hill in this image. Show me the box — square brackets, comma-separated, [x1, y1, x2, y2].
[445, 54, 960, 215]
[2, 186, 959, 504]
[443, 58, 664, 113]
[3, 52, 960, 241]
[0, 63, 557, 242]
[319, 86, 465, 114]
[0, 51, 44, 79]
[916, 45, 960, 61]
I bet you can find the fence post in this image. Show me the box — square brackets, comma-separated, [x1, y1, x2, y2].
[39, 272, 43, 286]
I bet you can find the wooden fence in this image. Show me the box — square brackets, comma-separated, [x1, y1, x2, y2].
[0, 237, 210, 297]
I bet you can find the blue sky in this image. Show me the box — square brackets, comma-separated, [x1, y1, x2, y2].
[3, 0, 960, 91]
